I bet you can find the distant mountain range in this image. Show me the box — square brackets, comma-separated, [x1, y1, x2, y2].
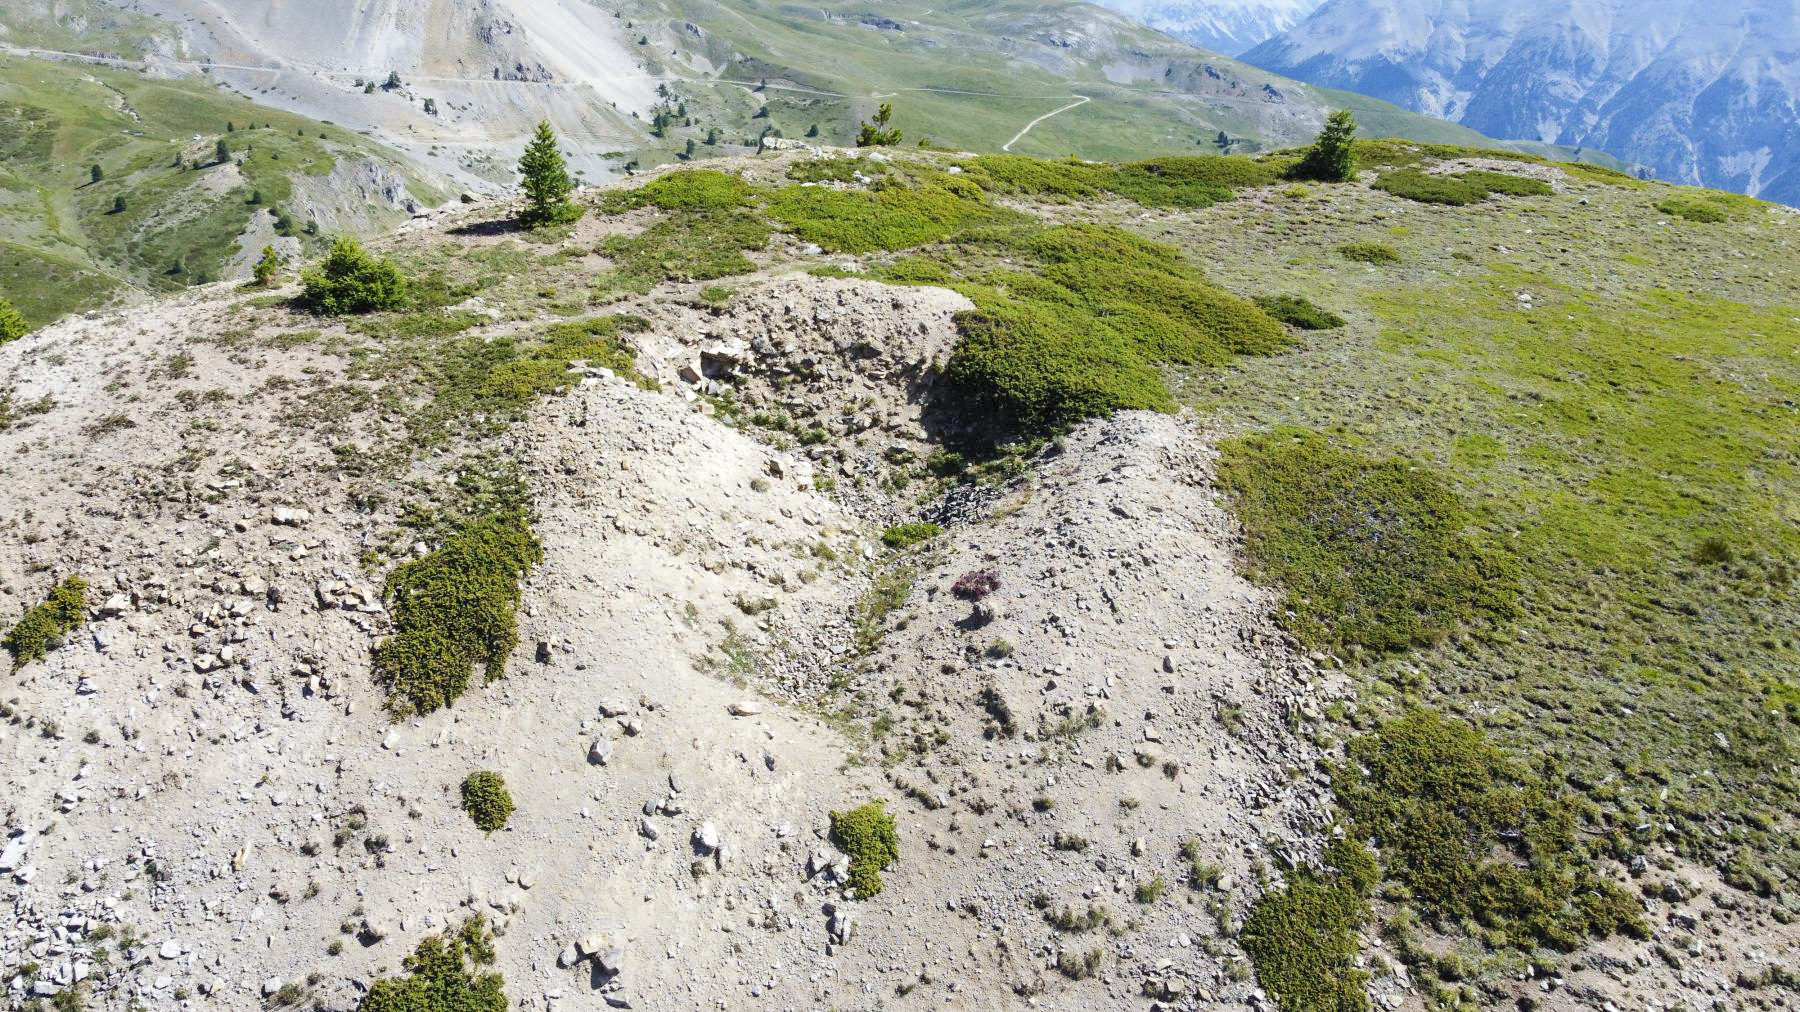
[1087, 0, 1322, 55]
[1241, 0, 1800, 203]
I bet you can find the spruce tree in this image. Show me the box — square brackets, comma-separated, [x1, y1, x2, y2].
[215, 138, 231, 165]
[1293, 110, 1358, 182]
[253, 246, 282, 287]
[856, 103, 902, 147]
[90, 164, 103, 184]
[0, 295, 27, 344]
[517, 120, 580, 226]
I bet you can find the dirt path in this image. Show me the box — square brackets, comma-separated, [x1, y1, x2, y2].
[1001, 94, 1091, 152]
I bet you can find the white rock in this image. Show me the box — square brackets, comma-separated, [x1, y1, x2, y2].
[727, 700, 763, 716]
[159, 939, 181, 959]
[588, 738, 613, 766]
[694, 821, 719, 852]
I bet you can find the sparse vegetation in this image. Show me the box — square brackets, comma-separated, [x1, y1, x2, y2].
[459, 771, 515, 832]
[4, 575, 88, 671]
[830, 801, 899, 897]
[880, 522, 942, 549]
[359, 916, 505, 1012]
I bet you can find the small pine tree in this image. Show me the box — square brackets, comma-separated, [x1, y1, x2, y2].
[215, 138, 231, 164]
[172, 153, 184, 169]
[1292, 109, 1357, 182]
[0, 296, 28, 344]
[226, 121, 235, 132]
[806, 123, 819, 138]
[111, 195, 126, 214]
[248, 189, 263, 205]
[704, 127, 719, 146]
[384, 71, 402, 90]
[856, 103, 902, 147]
[253, 245, 283, 287]
[300, 237, 407, 314]
[753, 104, 769, 119]
[683, 137, 696, 158]
[363, 81, 376, 94]
[90, 164, 103, 184]
[516, 120, 580, 226]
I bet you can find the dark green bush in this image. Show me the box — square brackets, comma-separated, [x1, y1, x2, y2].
[1254, 294, 1346, 330]
[1656, 195, 1729, 223]
[459, 771, 515, 832]
[1241, 838, 1376, 1012]
[300, 237, 408, 314]
[374, 513, 542, 715]
[360, 916, 505, 1012]
[1462, 169, 1554, 197]
[962, 153, 1282, 208]
[960, 155, 1111, 201]
[880, 522, 943, 549]
[830, 801, 900, 897]
[1216, 429, 1517, 653]
[1289, 110, 1358, 182]
[3, 575, 87, 671]
[601, 168, 756, 212]
[1335, 711, 1647, 949]
[1338, 241, 1402, 265]
[785, 157, 890, 184]
[1374, 168, 1552, 205]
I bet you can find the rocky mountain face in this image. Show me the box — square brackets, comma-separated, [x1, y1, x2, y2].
[1243, 0, 1800, 203]
[1089, 0, 1323, 56]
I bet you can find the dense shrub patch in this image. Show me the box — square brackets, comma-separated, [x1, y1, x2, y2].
[1253, 294, 1345, 330]
[1335, 711, 1647, 949]
[360, 916, 505, 1012]
[766, 177, 1016, 253]
[1216, 429, 1517, 653]
[880, 522, 943, 549]
[830, 802, 900, 897]
[962, 153, 1284, 208]
[3, 575, 87, 671]
[1241, 838, 1377, 1012]
[599, 208, 770, 287]
[600, 168, 756, 212]
[300, 237, 408, 314]
[1655, 194, 1735, 223]
[459, 771, 515, 832]
[1374, 168, 1552, 206]
[1338, 241, 1402, 265]
[374, 513, 543, 715]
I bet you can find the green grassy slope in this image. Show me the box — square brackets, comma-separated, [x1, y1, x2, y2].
[0, 54, 444, 326]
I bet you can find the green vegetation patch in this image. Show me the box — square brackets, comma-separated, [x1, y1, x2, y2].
[767, 176, 1016, 254]
[1253, 294, 1346, 330]
[599, 207, 770, 288]
[1241, 838, 1377, 1012]
[459, 771, 515, 832]
[786, 156, 891, 184]
[1336, 711, 1646, 949]
[1373, 168, 1552, 206]
[3, 575, 87, 671]
[360, 916, 505, 1012]
[880, 522, 943, 549]
[300, 237, 408, 314]
[1216, 429, 1518, 654]
[963, 153, 1284, 208]
[601, 168, 756, 212]
[1338, 241, 1402, 265]
[373, 513, 542, 715]
[1652, 191, 1763, 223]
[829, 801, 900, 897]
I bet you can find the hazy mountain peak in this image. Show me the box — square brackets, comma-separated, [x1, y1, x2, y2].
[1090, 0, 1325, 55]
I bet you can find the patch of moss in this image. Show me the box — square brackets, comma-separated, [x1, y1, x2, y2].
[1335, 710, 1647, 949]
[373, 513, 542, 715]
[1254, 294, 1346, 330]
[1216, 429, 1518, 653]
[1338, 241, 1403, 265]
[3, 575, 87, 671]
[459, 771, 515, 832]
[1241, 837, 1377, 1012]
[360, 916, 505, 1012]
[880, 522, 942, 549]
[829, 801, 899, 897]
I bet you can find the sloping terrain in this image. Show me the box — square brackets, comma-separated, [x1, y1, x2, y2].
[1090, 0, 1323, 56]
[0, 53, 445, 326]
[1244, 0, 1800, 203]
[2, 142, 1799, 1012]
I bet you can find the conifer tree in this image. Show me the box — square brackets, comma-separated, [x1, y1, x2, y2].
[0, 295, 27, 344]
[253, 246, 282, 287]
[1292, 109, 1358, 182]
[517, 120, 580, 226]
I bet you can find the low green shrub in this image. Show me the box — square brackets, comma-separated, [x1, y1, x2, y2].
[601, 168, 756, 212]
[374, 513, 542, 715]
[1254, 294, 1346, 330]
[459, 771, 515, 832]
[300, 237, 408, 314]
[1335, 710, 1647, 949]
[766, 177, 1014, 253]
[962, 153, 1283, 208]
[360, 916, 505, 1012]
[599, 207, 770, 286]
[0, 295, 29, 344]
[830, 802, 900, 897]
[785, 157, 890, 183]
[960, 155, 1111, 201]
[3, 575, 87, 671]
[1374, 168, 1552, 205]
[1655, 194, 1729, 223]
[880, 522, 943, 549]
[1338, 241, 1402, 265]
[1241, 838, 1377, 1012]
[1216, 429, 1517, 653]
